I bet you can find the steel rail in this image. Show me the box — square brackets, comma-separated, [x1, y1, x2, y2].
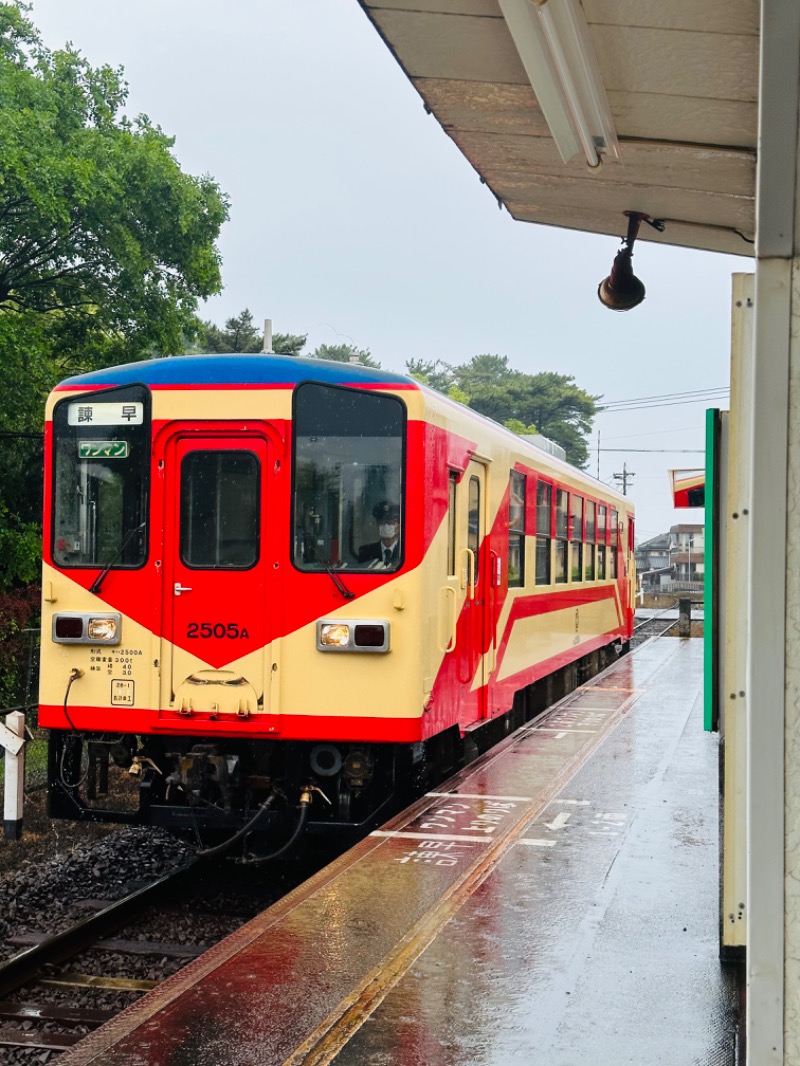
[0, 859, 199, 998]
[633, 601, 680, 632]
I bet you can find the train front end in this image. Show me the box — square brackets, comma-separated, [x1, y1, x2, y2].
[39, 357, 428, 848]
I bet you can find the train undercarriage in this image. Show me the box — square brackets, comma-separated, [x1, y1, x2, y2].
[47, 644, 624, 859]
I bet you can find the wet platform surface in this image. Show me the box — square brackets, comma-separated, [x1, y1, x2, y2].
[60, 637, 737, 1066]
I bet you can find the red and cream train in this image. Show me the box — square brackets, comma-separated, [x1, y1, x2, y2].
[39, 355, 635, 849]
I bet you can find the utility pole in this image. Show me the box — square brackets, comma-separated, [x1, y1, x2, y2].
[613, 461, 635, 495]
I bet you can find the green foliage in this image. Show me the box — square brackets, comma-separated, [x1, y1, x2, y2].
[404, 353, 598, 468]
[0, 2, 229, 597]
[0, 584, 39, 709]
[0, 1, 229, 354]
[405, 358, 452, 392]
[197, 309, 262, 353]
[194, 309, 307, 356]
[503, 418, 538, 436]
[273, 332, 307, 358]
[0, 509, 40, 586]
[310, 342, 380, 368]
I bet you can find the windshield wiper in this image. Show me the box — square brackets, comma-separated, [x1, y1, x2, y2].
[305, 536, 355, 600]
[89, 522, 146, 594]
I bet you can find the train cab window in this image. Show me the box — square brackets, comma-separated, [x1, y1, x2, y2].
[585, 500, 596, 580]
[51, 384, 149, 570]
[180, 451, 259, 568]
[570, 494, 583, 582]
[293, 382, 405, 572]
[508, 470, 526, 587]
[555, 488, 568, 584]
[535, 480, 552, 585]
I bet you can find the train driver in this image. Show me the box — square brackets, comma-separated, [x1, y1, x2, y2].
[357, 500, 401, 568]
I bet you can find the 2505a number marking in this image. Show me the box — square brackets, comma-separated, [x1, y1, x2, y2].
[187, 622, 251, 639]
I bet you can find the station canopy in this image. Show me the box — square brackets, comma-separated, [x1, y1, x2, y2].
[357, 0, 758, 257]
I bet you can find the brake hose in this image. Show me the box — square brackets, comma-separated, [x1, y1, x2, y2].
[195, 791, 280, 858]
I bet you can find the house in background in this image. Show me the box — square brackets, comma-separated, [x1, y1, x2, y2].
[635, 532, 672, 591]
[670, 524, 704, 588]
[635, 524, 704, 594]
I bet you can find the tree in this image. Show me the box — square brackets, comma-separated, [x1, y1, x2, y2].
[0, 1, 229, 593]
[194, 309, 307, 356]
[310, 342, 380, 368]
[0, 2, 229, 355]
[503, 418, 538, 436]
[404, 353, 598, 468]
[406, 358, 453, 393]
[198, 309, 262, 353]
[273, 331, 307, 358]
[451, 354, 517, 391]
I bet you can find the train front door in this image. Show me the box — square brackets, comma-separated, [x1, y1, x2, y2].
[160, 432, 272, 718]
[459, 459, 489, 720]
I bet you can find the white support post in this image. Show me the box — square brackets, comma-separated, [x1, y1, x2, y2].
[2, 712, 25, 840]
[748, 1, 800, 1060]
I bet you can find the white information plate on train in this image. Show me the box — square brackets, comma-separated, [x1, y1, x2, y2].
[68, 401, 144, 426]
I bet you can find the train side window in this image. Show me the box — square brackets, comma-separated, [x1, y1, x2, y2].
[570, 494, 583, 582]
[447, 471, 458, 576]
[597, 505, 607, 579]
[180, 451, 259, 568]
[585, 500, 596, 580]
[609, 508, 619, 578]
[508, 470, 526, 588]
[555, 488, 568, 584]
[535, 480, 552, 585]
[293, 383, 406, 572]
[468, 476, 480, 582]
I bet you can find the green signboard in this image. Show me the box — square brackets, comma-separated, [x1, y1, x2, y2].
[78, 441, 129, 459]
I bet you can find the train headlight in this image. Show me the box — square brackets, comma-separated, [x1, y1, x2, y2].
[316, 619, 390, 653]
[53, 612, 122, 645]
[87, 617, 119, 642]
[319, 623, 351, 647]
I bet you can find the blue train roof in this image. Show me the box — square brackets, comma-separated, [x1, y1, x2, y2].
[58, 353, 415, 389]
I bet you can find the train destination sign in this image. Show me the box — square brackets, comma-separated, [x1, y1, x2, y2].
[78, 441, 130, 459]
[68, 401, 144, 426]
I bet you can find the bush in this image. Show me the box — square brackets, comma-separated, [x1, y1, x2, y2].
[0, 584, 40, 711]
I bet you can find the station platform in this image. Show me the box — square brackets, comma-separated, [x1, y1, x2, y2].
[59, 636, 739, 1066]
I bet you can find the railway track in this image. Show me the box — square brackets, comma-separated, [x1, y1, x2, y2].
[631, 607, 682, 647]
[0, 854, 320, 1060]
[0, 629, 684, 1062]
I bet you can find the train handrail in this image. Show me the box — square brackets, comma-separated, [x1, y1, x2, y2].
[462, 548, 476, 600]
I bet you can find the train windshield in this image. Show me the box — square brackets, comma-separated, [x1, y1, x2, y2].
[293, 382, 405, 572]
[51, 384, 149, 570]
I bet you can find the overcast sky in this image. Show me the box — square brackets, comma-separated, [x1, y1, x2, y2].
[30, 0, 750, 541]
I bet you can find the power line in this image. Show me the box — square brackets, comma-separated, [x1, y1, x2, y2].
[598, 397, 728, 413]
[599, 386, 729, 410]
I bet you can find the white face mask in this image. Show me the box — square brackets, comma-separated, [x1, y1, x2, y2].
[379, 522, 398, 540]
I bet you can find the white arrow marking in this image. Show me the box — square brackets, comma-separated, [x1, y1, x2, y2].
[544, 811, 572, 832]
